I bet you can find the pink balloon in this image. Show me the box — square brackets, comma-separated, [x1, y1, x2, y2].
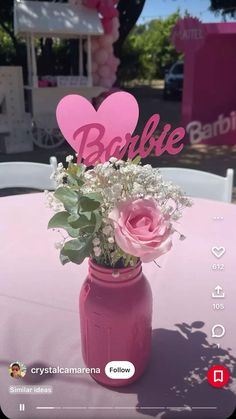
[91, 38, 99, 53]
[110, 74, 117, 85]
[98, 0, 118, 18]
[114, 57, 120, 69]
[112, 17, 120, 31]
[94, 49, 109, 65]
[107, 55, 120, 71]
[106, 54, 116, 69]
[112, 27, 119, 41]
[92, 73, 100, 86]
[92, 60, 98, 72]
[98, 65, 111, 78]
[106, 44, 113, 54]
[99, 34, 113, 48]
[99, 77, 114, 88]
[82, 0, 99, 9]
[102, 18, 113, 34]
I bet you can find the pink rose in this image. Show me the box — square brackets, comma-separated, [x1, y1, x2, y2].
[109, 198, 173, 263]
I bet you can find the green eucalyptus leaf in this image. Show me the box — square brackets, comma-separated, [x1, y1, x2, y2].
[48, 211, 70, 230]
[61, 238, 92, 265]
[94, 211, 102, 232]
[131, 155, 141, 165]
[68, 213, 89, 229]
[87, 192, 103, 202]
[67, 164, 85, 186]
[81, 211, 92, 221]
[48, 211, 80, 238]
[66, 226, 80, 238]
[66, 173, 79, 187]
[60, 251, 70, 265]
[54, 187, 79, 213]
[68, 211, 102, 234]
[79, 193, 102, 212]
[67, 213, 80, 225]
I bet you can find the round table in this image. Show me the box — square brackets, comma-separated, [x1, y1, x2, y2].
[0, 193, 235, 419]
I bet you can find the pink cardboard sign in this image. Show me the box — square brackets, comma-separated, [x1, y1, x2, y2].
[56, 92, 185, 165]
[171, 17, 206, 53]
[171, 17, 236, 145]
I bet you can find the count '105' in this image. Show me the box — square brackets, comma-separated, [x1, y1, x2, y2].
[213, 303, 224, 310]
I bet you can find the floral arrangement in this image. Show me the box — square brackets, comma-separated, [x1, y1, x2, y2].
[46, 156, 191, 268]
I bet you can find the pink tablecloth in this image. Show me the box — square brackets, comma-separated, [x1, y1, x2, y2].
[0, 193, 235, 419]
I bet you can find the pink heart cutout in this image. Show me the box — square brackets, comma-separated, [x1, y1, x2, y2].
[56, 92, 139, 164]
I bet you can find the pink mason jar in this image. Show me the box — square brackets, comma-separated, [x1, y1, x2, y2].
[79, 259, 153, 386]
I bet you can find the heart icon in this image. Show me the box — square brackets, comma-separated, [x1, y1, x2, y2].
[211, 246, 226, 259]
[56, 92, 139, 165]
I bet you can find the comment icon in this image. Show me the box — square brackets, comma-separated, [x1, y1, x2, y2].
[211, 324, 225, 338]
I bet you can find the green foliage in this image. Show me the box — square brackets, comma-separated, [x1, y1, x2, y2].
[48, 165, 103, 265]
[48, 211, 79, 237]
[210, 0, 236, 18]
[119, 12, 182, 82]
[131, 155, 142, 165]
[48, 211, 70, 230]
[79, 193, 103, 212]
[68, 211, 102, 234]
[54, 187, 79, 214]
[60, 238, 93, 265]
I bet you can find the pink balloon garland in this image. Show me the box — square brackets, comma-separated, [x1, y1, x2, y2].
[80, 0, 120, 88]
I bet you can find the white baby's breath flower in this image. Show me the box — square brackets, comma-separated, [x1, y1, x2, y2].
[112, 184, 122, 194]
[172, 211, 182, 220]
[102, 225, 113, 236]
[66, 155, 74, 163]
[109, 157, 117, 163]
[92, 238, 100, 246]
[132, 182, 145, 195]
[108, 237, 115, 244]
[54, 241, 64, 250]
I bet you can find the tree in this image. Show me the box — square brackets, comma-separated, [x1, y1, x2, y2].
[0, 0, 73, 78]
[210, 0, 236, 18]
[0, 0, 19, 51]
[114, 0, 146, 59]
[118, 12, 181, 82]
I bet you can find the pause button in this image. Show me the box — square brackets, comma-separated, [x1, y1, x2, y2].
[19, 404, 25, 411]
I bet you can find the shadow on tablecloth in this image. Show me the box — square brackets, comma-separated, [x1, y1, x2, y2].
[114, 322, 236, 419]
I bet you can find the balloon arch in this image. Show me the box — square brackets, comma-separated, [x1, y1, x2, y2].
[69, 0, 120, 89]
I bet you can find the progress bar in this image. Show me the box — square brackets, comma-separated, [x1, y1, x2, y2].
[36, 406, 217, 410]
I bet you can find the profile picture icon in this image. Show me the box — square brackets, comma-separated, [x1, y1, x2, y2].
[9, 362, 27, 379]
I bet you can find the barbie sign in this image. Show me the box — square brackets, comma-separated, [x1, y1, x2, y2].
[171, 17, 236, 145]
[56, 92, 185, 166]
[186, 111, 236, 144]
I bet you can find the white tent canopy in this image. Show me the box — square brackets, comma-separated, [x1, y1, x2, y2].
[14, 0, 103, 38]
[14, 0, 104, 87]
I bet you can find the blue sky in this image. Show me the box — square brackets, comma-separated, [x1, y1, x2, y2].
[138, 0, 225, 24]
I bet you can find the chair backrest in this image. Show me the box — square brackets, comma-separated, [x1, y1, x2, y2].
[0, 156, 57, 190]
[158, 167, 234, 202]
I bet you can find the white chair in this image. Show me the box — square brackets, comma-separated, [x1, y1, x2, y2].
[0, 156, 57, 190]
[158, 167, 234, 202]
